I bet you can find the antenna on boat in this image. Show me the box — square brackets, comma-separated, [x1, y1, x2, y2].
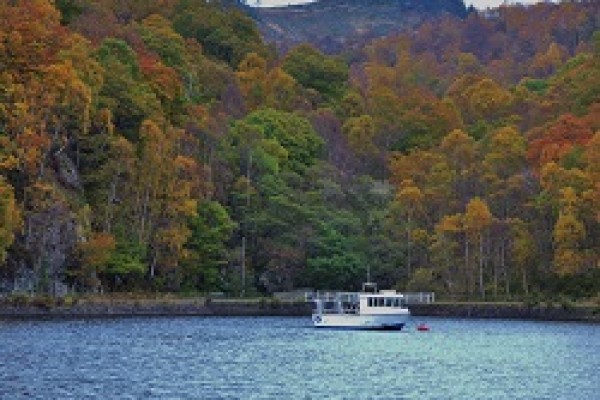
[362, 265, 377, 293]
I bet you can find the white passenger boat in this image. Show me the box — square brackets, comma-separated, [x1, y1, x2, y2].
[311, 283, 410, 330]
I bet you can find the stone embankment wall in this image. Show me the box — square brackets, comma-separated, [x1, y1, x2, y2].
[410, 303, 600, 323]
[1, 298, 598, 323]
[0, 298, 311, 319]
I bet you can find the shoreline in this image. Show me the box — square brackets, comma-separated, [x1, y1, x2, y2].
[1, 297, 599, 323]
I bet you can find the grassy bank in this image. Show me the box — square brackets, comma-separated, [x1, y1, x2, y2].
[1, 294, 599, 322]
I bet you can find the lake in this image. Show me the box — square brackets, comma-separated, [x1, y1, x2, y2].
[1, 316, 599, 399]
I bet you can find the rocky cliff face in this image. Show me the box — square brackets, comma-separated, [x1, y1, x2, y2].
[253, 0, 468, 53]
[1, 153, 82, 296]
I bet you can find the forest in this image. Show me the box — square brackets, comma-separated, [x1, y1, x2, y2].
[0, 0, 599, 301]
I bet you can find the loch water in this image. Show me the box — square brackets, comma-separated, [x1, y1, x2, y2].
[1, 316, 599, 399]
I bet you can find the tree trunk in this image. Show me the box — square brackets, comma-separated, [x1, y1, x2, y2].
[407, 213, 412, 278]
[465, 236, 470, 297]
[479, 234, 484, 300]
[149, 250, 157, 278]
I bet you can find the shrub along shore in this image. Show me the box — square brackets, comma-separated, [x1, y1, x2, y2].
[0, 295, 598, 323]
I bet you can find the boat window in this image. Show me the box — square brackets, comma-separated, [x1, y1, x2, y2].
[312, 301, 319, 312]
[385, 298, 392, 307]
[377, 297, 384, 307]
[368, 297, 372, 307]
[393, 298, 400, 307]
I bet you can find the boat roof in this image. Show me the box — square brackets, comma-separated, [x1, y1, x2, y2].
[360, 290, 404, 298]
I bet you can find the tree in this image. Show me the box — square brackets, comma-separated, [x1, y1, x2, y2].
[394, 180, 424, 278]
[172, 1, 266, 67]
[440, 129, 479, 208]
[583, 131, 600, 223]
[282, 44, 348, 101]
[77, 232, 116, 291]
[139, 14, 187, 69]
[430, 214, 462, 294]
[96, 38, 162, 139]
[553, 187, 586, 276]
[482, 126, 527, 219]
[304, 218, 365, 290]
[446, 75, 513, 126]
[464, 197, 493, 299]
[222, 110, 324, 293]
[237, 109, 324, 176]
[0, 177, 21, 264]
[264, 68, 299, 112]
[183, 200, 236, 291]
[236, 52, 267, 111]
[527, 114, 594, 172]
[510, 218, 535, 294]
[105, 240, 146, 290]
[342, 115, 377, 156]
[0, 0, 67, 79]
[131, 120, 201, 287]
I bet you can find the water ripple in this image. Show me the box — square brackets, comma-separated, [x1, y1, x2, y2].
[1, 317, 599, 399]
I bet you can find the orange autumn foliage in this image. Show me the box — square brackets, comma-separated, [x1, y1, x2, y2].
[527, 114, 594, 172]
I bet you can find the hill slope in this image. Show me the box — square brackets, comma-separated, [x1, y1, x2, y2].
[254, 0, 468, 53]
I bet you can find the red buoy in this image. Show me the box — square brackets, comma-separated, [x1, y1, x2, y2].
[417, 323, 429, 332]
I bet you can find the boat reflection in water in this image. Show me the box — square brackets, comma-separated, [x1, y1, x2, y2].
[310, 282, 410, 330]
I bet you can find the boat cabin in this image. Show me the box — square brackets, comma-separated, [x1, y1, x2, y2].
[312, 285, 407, 316]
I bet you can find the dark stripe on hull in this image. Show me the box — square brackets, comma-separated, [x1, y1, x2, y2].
[375, 323, 405, 331]
[314, 323, 405, 331]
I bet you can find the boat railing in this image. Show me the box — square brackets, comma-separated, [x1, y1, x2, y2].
[403, 292, 435, 304]
[305, 291, 435, 304]
[319, 306, 360, 315]
[305, 291, 359, 303]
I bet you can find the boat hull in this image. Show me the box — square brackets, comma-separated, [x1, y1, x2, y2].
[312, 312, 409, 330]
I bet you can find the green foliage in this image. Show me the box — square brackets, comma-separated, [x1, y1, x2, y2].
[405, 268, 441, 292]
[55, 0, 85, 25]
[522, 79, 549, 95]
[1, 0, 599, 302]
[172, 0, 266, 67]
[183, 200, 236, 291]
[544, 270, 600, 300]
[138, 14, 187, 69]
[96, 40, 162, 138]
[106, 241, 146, 276]
[593, 31, 600, 56]
[242, 109, 324, 175]
[304, 220, 366, 290]
[282, 45, 348, 101]
[560, 146, 585, 170]
[546, 52, 600, 116]
[96, 39, 141, 79]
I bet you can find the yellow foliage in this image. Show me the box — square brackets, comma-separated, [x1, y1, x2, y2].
[0, 137, 19, 171]
[412, 228, 429, 244]
[0, 177, 21, 263]
[236, 52, 267, 110]
[440, 129, 476, 172]
[342, 115, 377, 156]
[553, 248, 583, 277]
[79, 233, 116, 269]
[554, 212, 586, 249]
[396, 181, 423, 208]
[464, 197, 493, 239]
[265, 68, 298, 111]
[437, 214, 463, 233]
[510, 219, 535, 270]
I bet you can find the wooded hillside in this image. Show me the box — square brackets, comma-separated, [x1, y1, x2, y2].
[0, 0, 598, 300]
